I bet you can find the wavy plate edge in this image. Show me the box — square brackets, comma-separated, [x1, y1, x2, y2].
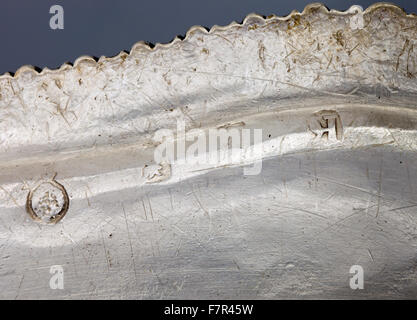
[1, 2, 416, 80]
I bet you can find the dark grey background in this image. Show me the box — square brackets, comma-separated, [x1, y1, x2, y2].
[0, 0, 416, 75]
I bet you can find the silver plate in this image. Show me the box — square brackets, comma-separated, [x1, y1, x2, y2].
[1, 3, 417, 299]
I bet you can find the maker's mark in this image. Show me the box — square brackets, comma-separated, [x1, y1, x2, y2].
[310, 110, 344, 142]
[26, 179, 69, 224]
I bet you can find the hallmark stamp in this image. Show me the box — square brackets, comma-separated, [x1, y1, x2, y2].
[310, 110, 343, 142]
[26, 178, 69, 224]
[142, 162, 171, 183]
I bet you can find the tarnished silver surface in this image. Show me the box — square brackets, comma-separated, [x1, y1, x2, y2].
[1, 3, 417, 299]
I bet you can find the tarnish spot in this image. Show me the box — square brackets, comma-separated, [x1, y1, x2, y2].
[26, 179, 69, 224]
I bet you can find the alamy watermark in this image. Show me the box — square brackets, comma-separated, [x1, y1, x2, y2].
[49, 265, 64, 289]
[153, 120, 263, 175]
[349, 265, 364, 290]
[49, 5, 64, 30]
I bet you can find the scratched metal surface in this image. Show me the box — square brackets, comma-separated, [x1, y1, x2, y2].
[1, 3, 417, 299]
